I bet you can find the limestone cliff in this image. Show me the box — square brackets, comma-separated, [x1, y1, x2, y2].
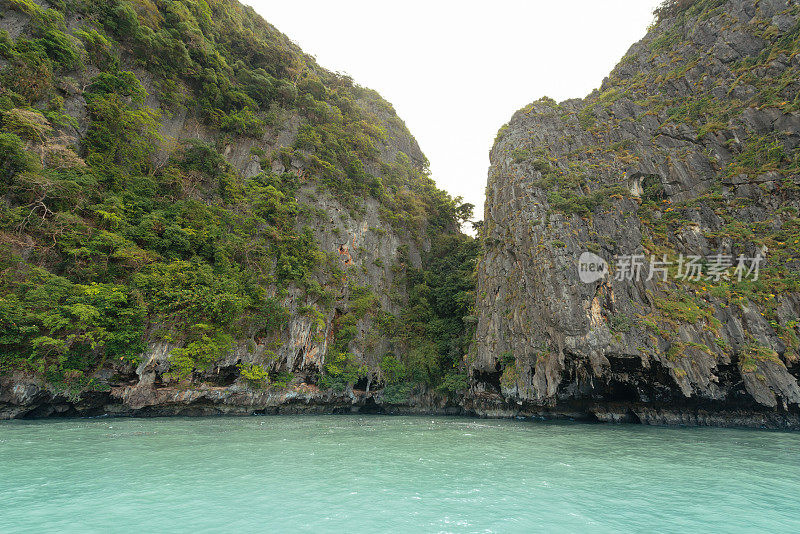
[0, 0, 466, 417]
[469, 0, 800, 428]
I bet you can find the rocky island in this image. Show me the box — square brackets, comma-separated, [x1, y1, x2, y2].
[469, 0, 800, 428]
[1, 0, 799, 429]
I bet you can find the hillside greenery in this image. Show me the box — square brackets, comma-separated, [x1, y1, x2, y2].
[0, 0, 476, 395]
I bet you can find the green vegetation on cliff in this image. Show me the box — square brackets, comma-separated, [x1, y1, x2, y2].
[389, 232, 479, 395]
[0, 0, 475, 395]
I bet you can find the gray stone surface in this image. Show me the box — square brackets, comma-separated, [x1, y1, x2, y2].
[466, 0, 800, 429]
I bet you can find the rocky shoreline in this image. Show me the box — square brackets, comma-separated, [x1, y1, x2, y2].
[3, 375, 798, 430]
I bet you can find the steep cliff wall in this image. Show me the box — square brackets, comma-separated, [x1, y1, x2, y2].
[0, 0, 471, 417]
[469, 0, 800, 428]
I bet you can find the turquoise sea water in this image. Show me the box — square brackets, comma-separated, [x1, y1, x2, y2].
[1, 416, 799, 533]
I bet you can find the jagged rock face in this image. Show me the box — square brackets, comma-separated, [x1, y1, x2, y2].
[123, 86, 427, 407]
[469, 0, 800, 428]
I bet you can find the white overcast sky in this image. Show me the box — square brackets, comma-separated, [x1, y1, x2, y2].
[248, 0, 663, 220]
